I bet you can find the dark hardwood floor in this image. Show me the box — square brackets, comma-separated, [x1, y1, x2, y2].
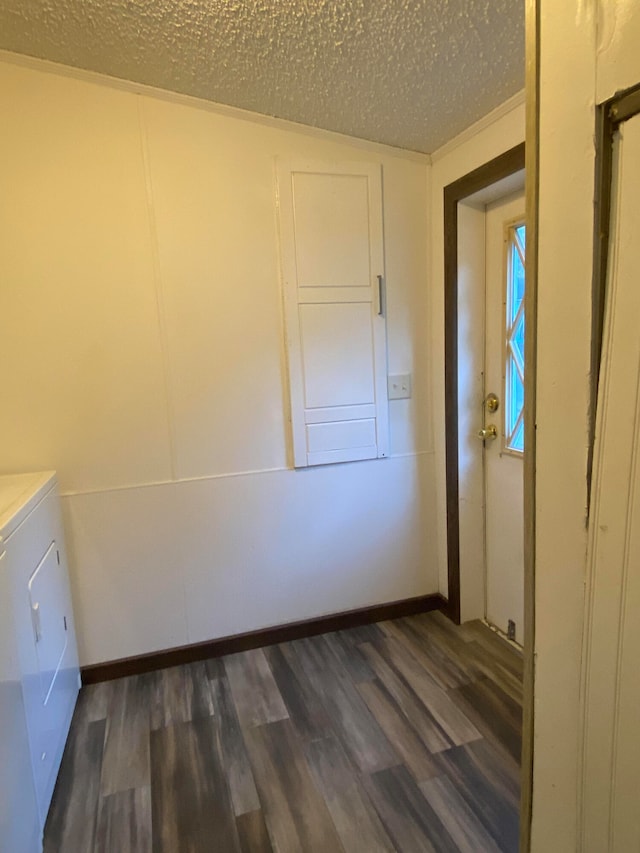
[44, 611, 522, 852]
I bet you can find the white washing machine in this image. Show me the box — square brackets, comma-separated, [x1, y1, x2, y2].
[0, 472, 80, 852]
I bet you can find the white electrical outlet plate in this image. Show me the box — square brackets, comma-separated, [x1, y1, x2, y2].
[387, 373, 412, 400]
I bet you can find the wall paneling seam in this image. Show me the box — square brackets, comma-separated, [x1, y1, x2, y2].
[272, 160, 296, 471]
[137, 95, 178, 483]
[57, 451, 436, 499]
[136, 95, 189, 644]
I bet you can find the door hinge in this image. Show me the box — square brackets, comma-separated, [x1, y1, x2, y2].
[507, 619, 516, 641]
[56, 549, 60, 565]
[64, 615, 67, 631]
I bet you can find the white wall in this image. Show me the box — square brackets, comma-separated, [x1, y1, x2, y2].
[531, 1, 640, 849]
[0, 57, 435, 666]
[596, 0, 640, 104]
[429, 96, 526, 596]
[530, 4, 595, 848]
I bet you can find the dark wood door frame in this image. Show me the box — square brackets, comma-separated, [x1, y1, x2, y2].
[442, 142, 526, 624]
[588, 81, 640, 502]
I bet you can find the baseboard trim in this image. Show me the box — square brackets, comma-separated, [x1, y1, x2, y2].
[81, 593, 446, 684]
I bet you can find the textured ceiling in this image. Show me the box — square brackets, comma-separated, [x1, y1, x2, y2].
[0, 0, 524, 153]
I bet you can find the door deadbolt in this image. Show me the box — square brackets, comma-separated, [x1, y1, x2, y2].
[485, 393, 500, 413]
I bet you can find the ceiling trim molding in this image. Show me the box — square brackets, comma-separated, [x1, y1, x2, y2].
[0, 49, 431, 164]
[430, 89, 526, 163]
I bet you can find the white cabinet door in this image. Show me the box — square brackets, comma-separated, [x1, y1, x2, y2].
[278, 161, 389, 467]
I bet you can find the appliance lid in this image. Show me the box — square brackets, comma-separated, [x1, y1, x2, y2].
[0, 472, 57, 542]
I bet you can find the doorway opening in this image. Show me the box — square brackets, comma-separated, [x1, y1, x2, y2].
[457, 180, 526, 643]
[442, 143, 526, 630]
[441, 141, 530, 847]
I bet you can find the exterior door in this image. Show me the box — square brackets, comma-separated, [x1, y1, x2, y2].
[483, 190, 525, 644]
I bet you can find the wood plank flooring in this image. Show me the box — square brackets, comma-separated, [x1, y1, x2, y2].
[44, 612, 522, 852]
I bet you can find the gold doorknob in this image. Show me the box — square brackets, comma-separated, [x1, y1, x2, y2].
[478, 424, 498, 441]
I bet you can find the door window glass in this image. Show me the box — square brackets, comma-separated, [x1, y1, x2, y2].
[505, 222, 525, 453]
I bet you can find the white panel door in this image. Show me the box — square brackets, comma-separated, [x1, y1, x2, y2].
[278, 161, 389, 467]
[292, 172, 373, 288]
[581, 114, 640, 852]
[299, 302, 375, 408]
[483, 191, 525, 644]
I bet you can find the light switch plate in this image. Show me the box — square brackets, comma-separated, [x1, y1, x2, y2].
[388, 373, 412, 400]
